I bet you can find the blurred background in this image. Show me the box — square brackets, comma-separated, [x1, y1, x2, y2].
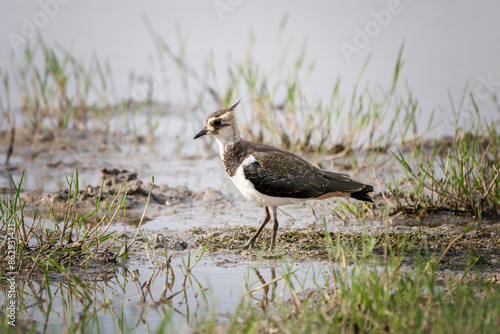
[1, 0, 499, 137]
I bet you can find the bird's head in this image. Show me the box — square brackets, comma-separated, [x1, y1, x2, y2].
[193, 100, 241, 142]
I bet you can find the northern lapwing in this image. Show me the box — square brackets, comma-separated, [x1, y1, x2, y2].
[194, 100, 374, 250]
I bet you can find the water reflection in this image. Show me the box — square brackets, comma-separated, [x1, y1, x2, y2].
[253, 267, 277, 308]
[1, 263, 209, 332]
[1, 256, 334, 332]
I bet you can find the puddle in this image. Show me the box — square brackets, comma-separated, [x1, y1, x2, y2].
[8, 256, 335, 332]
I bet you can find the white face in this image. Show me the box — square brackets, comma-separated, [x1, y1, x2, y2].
[205, 112, 237, 140]
[193, 100, 241, 142]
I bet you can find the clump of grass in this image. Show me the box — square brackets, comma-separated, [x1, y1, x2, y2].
[390, 95, 500, 219]
[1, 33, 163, 150]
[11, 35, 116, 134]
[0, 170, 128, 278]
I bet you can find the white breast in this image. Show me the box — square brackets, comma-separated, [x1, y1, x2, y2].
[229, 155, 306, 207]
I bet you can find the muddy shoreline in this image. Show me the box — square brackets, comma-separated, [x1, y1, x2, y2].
[1, 126, 500, 278]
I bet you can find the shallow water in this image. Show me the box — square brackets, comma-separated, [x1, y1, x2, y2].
[16, 257, 337, 332]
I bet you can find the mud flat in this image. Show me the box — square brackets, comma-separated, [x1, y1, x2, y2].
[2, 125, 500, 273]
[13, 166, 500, 275]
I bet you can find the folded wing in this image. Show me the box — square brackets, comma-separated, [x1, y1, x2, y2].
[243, 151, 373, 202]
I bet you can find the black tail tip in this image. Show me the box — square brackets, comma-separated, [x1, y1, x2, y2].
[350, 185, 374, 203]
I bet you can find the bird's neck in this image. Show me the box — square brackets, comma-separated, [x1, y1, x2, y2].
[215, 135, 239, 161]
[215, 136, 249, 177]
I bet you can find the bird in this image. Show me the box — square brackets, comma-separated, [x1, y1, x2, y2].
[194, 100, 374, 250]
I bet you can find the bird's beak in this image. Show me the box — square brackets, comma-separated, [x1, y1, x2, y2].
[193, 128, 209, 139]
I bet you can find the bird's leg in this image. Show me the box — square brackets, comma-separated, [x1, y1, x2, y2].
[269, 207, 279, 250]
[237, 206, 271, 249]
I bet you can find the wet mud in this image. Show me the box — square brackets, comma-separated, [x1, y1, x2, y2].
[21, 168, 228, 223]
[2, 125, 500, 277]
[139, 222, 500, 273]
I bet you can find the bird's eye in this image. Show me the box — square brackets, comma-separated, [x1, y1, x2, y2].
[213, 119, 222, 126]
